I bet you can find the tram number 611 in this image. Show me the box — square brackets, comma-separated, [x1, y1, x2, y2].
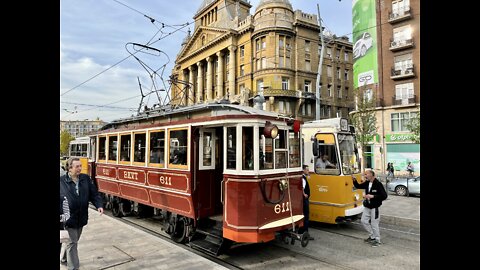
[274, 202, 290, 214]
[159, 176, 172, 186]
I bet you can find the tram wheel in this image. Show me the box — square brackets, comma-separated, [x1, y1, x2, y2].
[300, 232, 310, 247]
[171, 217, 188, 243]
[111, 198, 123, 217]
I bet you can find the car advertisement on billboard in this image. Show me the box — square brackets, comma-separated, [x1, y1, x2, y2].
[352, 0, 378, 88]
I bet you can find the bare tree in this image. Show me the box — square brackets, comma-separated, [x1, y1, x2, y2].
[349, 87, 377, 171]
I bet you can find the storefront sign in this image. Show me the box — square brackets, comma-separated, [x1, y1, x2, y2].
[385, 134, 413, 142]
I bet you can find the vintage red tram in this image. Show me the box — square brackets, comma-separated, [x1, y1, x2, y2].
[85, 104, 307, 254]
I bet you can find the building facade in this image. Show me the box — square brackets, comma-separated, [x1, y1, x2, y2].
[60, 120, 106, 138]
[171, 0, 323, 121]
[319, 34, 354, 119]
[352, 0, 420, 175]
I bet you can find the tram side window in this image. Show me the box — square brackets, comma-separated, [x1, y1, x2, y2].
[275, 130, 287, 169]
[288, 131, 301, 168]
[108, 136, 118, 162]
[314, 134, 340, 175]
[149, 131, 165, 165]
[98, 137, 106, 160]
[133, 133, 146, 163]
[120, 134, 131, 162]
[242, 127, 254, 170]
[226, 127, 236, 170]
[80, 144, 87, 157]
[259, 129, 273, 170]
[169, 129, 188, 166]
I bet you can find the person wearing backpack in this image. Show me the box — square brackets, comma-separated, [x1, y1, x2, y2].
[352, 169, 388, 247]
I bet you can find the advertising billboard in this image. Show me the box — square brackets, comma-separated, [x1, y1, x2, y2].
[352, 0, 378, 89]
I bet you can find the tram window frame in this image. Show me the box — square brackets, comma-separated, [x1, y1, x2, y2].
[274, 130, 288, 169]
[107, 135, 118, 163]
[167, 127, 189, 169]
[288, 130, 301, 168]
[225, 126, 237, 170]
[314, 134, 340, 175]
[199, 129, 216, 170]
[148, 129, 165, 167]
[133, 132, 147, 165]
[98, 136, 106, 161]
[259, 129, 274, 170]
[119, 133, 132, 164]
[242, 126, 254, 170]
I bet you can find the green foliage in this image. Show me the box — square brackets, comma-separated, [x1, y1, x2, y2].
[405, 111, 420, 143]
[60, 130, 75, 156]
[349, 88, 378, 169]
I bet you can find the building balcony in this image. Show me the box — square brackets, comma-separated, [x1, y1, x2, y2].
[263, 88, 298, 98]
[392, 95, 417, 106]
[391, 65, 415, 80]
[389, 38, 414, 51]
[388, 7, 412, 24]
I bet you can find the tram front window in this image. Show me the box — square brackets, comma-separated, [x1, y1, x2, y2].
[338, 134, 360, 174]
[314, 134, 340, 175]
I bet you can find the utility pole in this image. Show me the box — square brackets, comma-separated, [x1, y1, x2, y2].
[316, 3, 325, 120]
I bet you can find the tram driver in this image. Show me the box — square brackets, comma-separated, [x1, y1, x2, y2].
[315, 154, 336, 172]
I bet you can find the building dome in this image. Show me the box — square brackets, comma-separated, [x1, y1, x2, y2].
[255, 0, 293, 13]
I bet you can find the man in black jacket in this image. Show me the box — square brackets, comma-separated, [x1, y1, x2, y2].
[352, 169, 387, 247]
[299, 165, 314, 240]
[60, 157, 104, 270]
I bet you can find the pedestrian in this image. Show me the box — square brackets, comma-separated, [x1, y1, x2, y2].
[299, 165, 314, 240]
[386, 162, 394, 179]
[352, 169, 387, 247]
[60, 195, 70, 265]
[406, 162, 414, 176]
[60, 157, 104, 270]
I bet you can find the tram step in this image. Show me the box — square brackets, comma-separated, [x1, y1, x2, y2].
[194, 227, 223, 239]
[190, 237, 225, 256]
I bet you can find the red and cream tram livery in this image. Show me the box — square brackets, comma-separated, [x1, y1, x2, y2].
[89, 104, 305, 253]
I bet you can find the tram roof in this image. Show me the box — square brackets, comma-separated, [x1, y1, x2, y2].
[100, 103, 294, 130]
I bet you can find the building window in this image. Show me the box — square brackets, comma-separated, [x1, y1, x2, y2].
[279, 36, 284, 49]
[394, 53, 413, 74]
[305, 59, 311, 71]
[344, 52, 349, 61]
[261, 57, 267, 69]
[305, 40, 310, 52]
[392, 0, 410, 15]
[326, 47, 332, 58]
[261, 37, 266, 49]
[336, 49, 340, 59]
[256, 79, 263, 92]
[285, 56, 291, 68]
[393, 25, 412, 44]
[337, 87, 342, 98]
[239, 45, 244, 58]
[336, 67, 341, 78]
[395, 82, 414, 104]
[279, 56, 284, 68]
[282, 77, 289, 90]
[327, 66, 332, 77]
[344, 70, 349, 80]
[391, 111, 417, 132]
[240, 65, 245, 76]
[304, 80, 311, 92]
[327, 85, 332, 97]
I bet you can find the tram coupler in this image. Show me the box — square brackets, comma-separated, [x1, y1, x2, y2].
[281, 230, 310, 248]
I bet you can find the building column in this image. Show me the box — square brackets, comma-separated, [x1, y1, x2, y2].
[196, 61, 203, 103]
[228, 45, 237, 100]
[216, 51, 224, 99]
[182, 69, 188, 106]
[188, 66, 194, 106]
[206, 56, 213, 102]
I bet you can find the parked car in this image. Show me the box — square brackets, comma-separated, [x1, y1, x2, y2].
[353, 32, 373, 59]
[387, 176, 420, 196]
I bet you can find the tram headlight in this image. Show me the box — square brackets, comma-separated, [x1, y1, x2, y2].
[354, 193, 360, 201]
[264, 121, 279, 139]
[278, 179, 288, 191]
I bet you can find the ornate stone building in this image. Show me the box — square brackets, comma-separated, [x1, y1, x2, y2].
[171, 0, 321, 121]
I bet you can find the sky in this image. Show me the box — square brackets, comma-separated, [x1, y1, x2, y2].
[60, 0, 353, 122]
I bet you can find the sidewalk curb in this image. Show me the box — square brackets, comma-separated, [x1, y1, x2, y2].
[382, 215, 420, 230]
